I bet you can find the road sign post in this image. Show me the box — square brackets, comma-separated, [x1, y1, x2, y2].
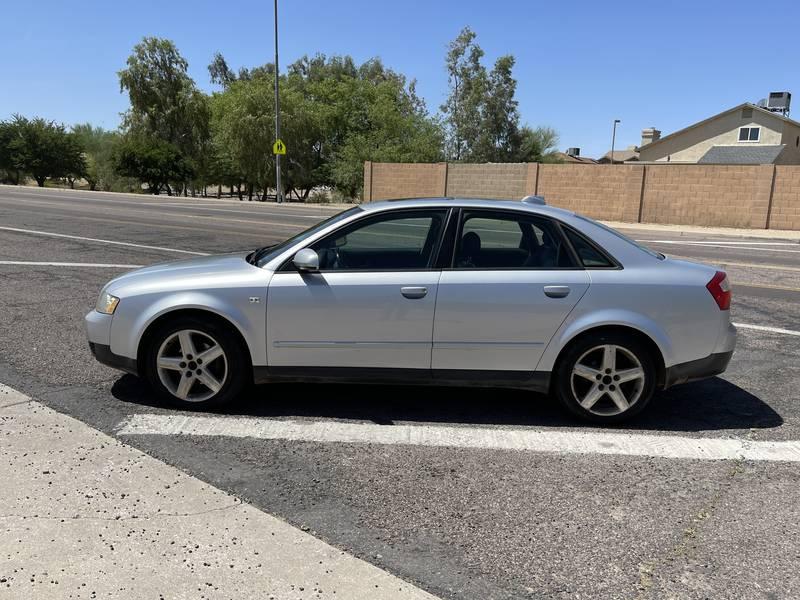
[273, 0, 283, 203]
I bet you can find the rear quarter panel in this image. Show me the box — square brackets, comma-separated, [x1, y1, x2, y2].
[536, 263, 726, 372]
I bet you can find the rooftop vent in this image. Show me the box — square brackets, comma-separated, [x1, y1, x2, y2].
[566, 147, 580, 157]
[767, 92, 791, 115]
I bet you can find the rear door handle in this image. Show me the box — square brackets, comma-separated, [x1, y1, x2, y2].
[401, 286, 428, 299]
[544, 285, 570, 298]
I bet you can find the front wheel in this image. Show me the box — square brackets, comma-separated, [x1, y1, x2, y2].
[144, 316, 249, 410]
[555, 332, 656, 424]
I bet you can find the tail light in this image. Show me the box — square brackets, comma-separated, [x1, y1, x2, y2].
[706, 271, 731, 310]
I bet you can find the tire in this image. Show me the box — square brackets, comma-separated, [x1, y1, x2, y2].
[143, 315, 250, 410]
[554, 331, 656, 424]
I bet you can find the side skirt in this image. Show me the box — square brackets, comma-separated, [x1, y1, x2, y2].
[253, 366, 551, 393]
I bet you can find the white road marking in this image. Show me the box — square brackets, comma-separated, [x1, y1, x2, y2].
[118, 414, 800, 462]
[640, 240, 799, 246]
[640, 240, 800, 254]
[153, 203, 327, 218]
[733, 322, 800, 337]
[0, 260, 142, 268]
[0, 225, 208, 255]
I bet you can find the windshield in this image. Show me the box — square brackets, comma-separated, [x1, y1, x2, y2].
[254, 206, 363, 267]
[575, 214, 665, 260]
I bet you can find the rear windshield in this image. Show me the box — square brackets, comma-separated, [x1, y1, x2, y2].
[574, 214, 665, 260]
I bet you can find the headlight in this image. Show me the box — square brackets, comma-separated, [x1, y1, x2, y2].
[96, 292, 120, 315]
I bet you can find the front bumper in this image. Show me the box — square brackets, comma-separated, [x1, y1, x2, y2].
[663, 351, 733, 388]
[85, 309, 138, 376]
[88, 342, 139, 375]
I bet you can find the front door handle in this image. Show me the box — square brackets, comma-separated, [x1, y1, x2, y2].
[544, 285, 570, 298]
[401, 286, 428, 299]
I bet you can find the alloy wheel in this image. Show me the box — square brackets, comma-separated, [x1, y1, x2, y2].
[156, 329, 228, 402]
[569, 344, 646, 416]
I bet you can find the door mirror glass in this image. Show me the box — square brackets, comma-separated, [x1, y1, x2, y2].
[293, 248, 320, 272]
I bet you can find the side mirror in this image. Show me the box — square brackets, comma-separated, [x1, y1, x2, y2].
[293, 248, 320, 272]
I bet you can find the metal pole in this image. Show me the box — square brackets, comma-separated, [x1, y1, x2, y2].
[273, 0, 283, 203]
[610, 119, 620, 166]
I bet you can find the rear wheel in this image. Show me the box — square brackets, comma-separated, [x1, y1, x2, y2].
[144, 316, 249, 409]
[555, 332, 656, 423]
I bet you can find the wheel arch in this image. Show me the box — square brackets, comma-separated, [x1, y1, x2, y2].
[550, 324, 667, 390]
[136, 308, 254, 375]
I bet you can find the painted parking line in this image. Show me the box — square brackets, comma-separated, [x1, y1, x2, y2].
[118, 414, 800, 462]
[0, 260, 142, 268]
[733, 322, 800, 337]
[0, 225, 208, 256]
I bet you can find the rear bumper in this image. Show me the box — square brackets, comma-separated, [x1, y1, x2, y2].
[89, 342, 139, 376]
[663, 351, 733, 388]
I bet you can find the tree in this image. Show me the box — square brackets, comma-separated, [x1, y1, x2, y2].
[5, 116, 85, 187]
[118, 37, 209, 193]
[72, 124, 127, 191]
[441, 27, 487, 161]
[208, 52, 443, 200]
[0, 119, 22, 184]
[472, 55, 521, 162]
[516, 126, 560, 163]
[441, 27, 558, 164]
[113, 136, 192, 194]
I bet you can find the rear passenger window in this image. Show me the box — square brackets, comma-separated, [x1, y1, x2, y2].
[564, 228, 615, 268]
[455, 212, 575, 269]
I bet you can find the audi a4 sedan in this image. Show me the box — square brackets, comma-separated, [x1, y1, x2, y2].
[86, 197, 736, 423]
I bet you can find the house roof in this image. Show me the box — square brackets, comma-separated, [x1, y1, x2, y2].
[641, 103, 800, 151]
[555, 152, 598, 164]
[697, 145, 785, 165]
[599, 148, 639, 163]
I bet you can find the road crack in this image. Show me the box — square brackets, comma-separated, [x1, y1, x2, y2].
[635, 443, 751, 598]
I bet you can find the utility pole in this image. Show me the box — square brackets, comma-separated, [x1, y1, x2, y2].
[273, 0, 283, 203]
[610, 119, 621, 166]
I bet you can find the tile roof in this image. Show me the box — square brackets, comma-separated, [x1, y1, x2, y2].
[697, 145, 785, 164]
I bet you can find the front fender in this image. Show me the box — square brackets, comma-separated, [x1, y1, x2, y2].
[535, 308, 675, 373]
[109, 291, 267, 366]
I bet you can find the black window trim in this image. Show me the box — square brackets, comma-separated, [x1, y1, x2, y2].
[558, 222, 623, 270]
[277, 207, 452, 273]
[445, 208, 583, 271]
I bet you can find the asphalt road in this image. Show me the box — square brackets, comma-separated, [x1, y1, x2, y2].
[1, 185, 799, 599]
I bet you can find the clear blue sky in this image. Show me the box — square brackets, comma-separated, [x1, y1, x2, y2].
[1, 0, 797, 158]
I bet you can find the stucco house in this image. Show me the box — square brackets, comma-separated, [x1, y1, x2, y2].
[637, 102, 800, 165]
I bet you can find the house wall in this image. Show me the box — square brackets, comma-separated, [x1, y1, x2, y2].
[638, 108, 785, 162]
[778, 121, 800, 164]
[364, 161, 800, 230]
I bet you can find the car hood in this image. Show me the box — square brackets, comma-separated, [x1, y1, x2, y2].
[105, 252, 268, 295]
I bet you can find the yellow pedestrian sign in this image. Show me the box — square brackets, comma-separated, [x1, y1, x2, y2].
[273, 139, 286, 155]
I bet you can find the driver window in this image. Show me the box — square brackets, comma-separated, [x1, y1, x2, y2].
[310, 210, 446, 271]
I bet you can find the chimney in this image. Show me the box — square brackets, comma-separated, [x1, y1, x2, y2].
[566, 147, 580, 157]
[641, 127, 661, 147]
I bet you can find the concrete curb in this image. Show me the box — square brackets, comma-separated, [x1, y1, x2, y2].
[0, 384, 438, 600]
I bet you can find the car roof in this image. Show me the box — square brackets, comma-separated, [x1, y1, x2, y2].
[360, 197, 576, 219]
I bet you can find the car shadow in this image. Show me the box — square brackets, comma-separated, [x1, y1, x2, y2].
[110, 374, 783, 433]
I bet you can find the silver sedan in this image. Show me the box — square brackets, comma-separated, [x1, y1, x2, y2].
[86, 197, 736, 423]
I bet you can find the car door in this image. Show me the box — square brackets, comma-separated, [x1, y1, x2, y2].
[432, 209, 591, 373]
[267, 208, 450, 370]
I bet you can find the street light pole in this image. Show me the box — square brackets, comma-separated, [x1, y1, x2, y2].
[273, 0, 283, 203]
[610, 119, 621, 166]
